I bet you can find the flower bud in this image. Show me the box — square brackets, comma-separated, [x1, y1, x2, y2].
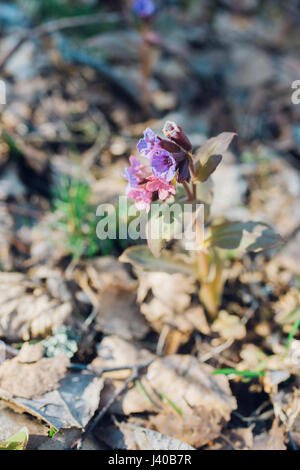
[159, 138, 181, 154]
[163, 121, 192, 152]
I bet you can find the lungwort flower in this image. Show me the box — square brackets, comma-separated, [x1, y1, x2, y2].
[123, 156, 151, 193]
[137, 128, 160, 158]
[137, 128, 177, 181]
[133, 0, 155, 19]
[150, 147, 176, 181]
[124, 122, 192, 210]
[146, 175, 176, 201]
[163, 120, 192, 152]
[127, 186, 153, 211]
[124, 156, 176, 211]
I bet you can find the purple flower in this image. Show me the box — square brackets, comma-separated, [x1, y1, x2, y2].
[173, 150, 191, 183]
[176, 159, 191, 183]
[125, 125, 194, 211]
[137, 128, 160, 158]
[123, 156, 151, 193]
[157, 136, 191, 183]
[133, 0, 155, 19]
[146, 176, 176, 201]
[150, 147, 176, 181]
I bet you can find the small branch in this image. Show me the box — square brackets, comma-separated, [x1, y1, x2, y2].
[0, 202, 43, 219]
[140, 24, 152, 113]
[69, 359, 153, 450]
[199, 338, 234, 363]
[0, 12, 120, 72]
[0, 341, 19, 357]
[68, 362, 152, 376]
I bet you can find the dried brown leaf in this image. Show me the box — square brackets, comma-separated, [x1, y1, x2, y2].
[109, 355, 237, 447]
[75, 257, 149, 341]
[253, 419, 286, 450]
[0, 345, 69, 399]
[0, 272, 72, 342]
[137, 271, 197, 333]
[91, 335, 154, 380]
[116, 422, 195, 450]
[212, 310, 246, 340]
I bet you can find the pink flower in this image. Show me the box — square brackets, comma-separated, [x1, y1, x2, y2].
[146, 175, 176, 201]
[127, 186, 153, 212]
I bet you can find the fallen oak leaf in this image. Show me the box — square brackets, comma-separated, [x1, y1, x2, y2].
[0, 345, 69, 399]
[107, 355, 237, 447]
[74, 257, 149, 341]
[211, 310, 246, 340]
[137, 271, 196, 334]
[91, 335, 154, 380]
[0, 272, 72, 342]
[253, 418, 286, 450]
[0, 371, 104, 431]
[99, 422, 195, 450]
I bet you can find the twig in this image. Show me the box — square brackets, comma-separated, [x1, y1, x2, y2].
[218, 434, 235, 450]
[156, 325, 169, 356]
[233, 400, 273, 424]
[233, 409, 274, 423]
[69, 359, 153, 450]
[0, 13, 120, 72]
[0, 202, 43, 219]
[0, 14, 145, 112]
[199, 338, 234, 363]
[68, 362, 152, 376]
[0, 341, 19, 357]
[140, 24, 152, 113]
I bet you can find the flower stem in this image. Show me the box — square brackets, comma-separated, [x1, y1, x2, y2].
[188, 158, 218, 317]
[182, 181, 194, 200]
[140, 24, 151, 112]
[197, 250, 218, 317]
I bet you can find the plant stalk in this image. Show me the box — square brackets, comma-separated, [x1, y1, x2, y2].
[140, 24, 151, 112]
[186, 160, 218, 318]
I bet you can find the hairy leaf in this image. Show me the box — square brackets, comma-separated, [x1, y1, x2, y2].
[194, 154, 222, 182]
[194, 132, 237, 166]
[120, 246, 195, 276]
[145, 204, 184, 257]
[206, 221, 283, 253]
[193, 132, 236, 181]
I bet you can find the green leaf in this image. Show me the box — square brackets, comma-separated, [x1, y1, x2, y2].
[212, 369, 265, 378]
[194, 132, 237, 166]
[48, 427, 58, 438]
[145, 203, 184, 258]
[119, 245, 195, 276]
[194, 154, 222, 182]
[193, 132, 236, 180]
[206, 221, 283, 253]
[0, 427, 29, 450]
[146, 236, 164, 259]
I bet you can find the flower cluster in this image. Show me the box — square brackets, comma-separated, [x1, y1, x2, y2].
[124, 122, 192, 211]
[133, 0, 155, 19]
